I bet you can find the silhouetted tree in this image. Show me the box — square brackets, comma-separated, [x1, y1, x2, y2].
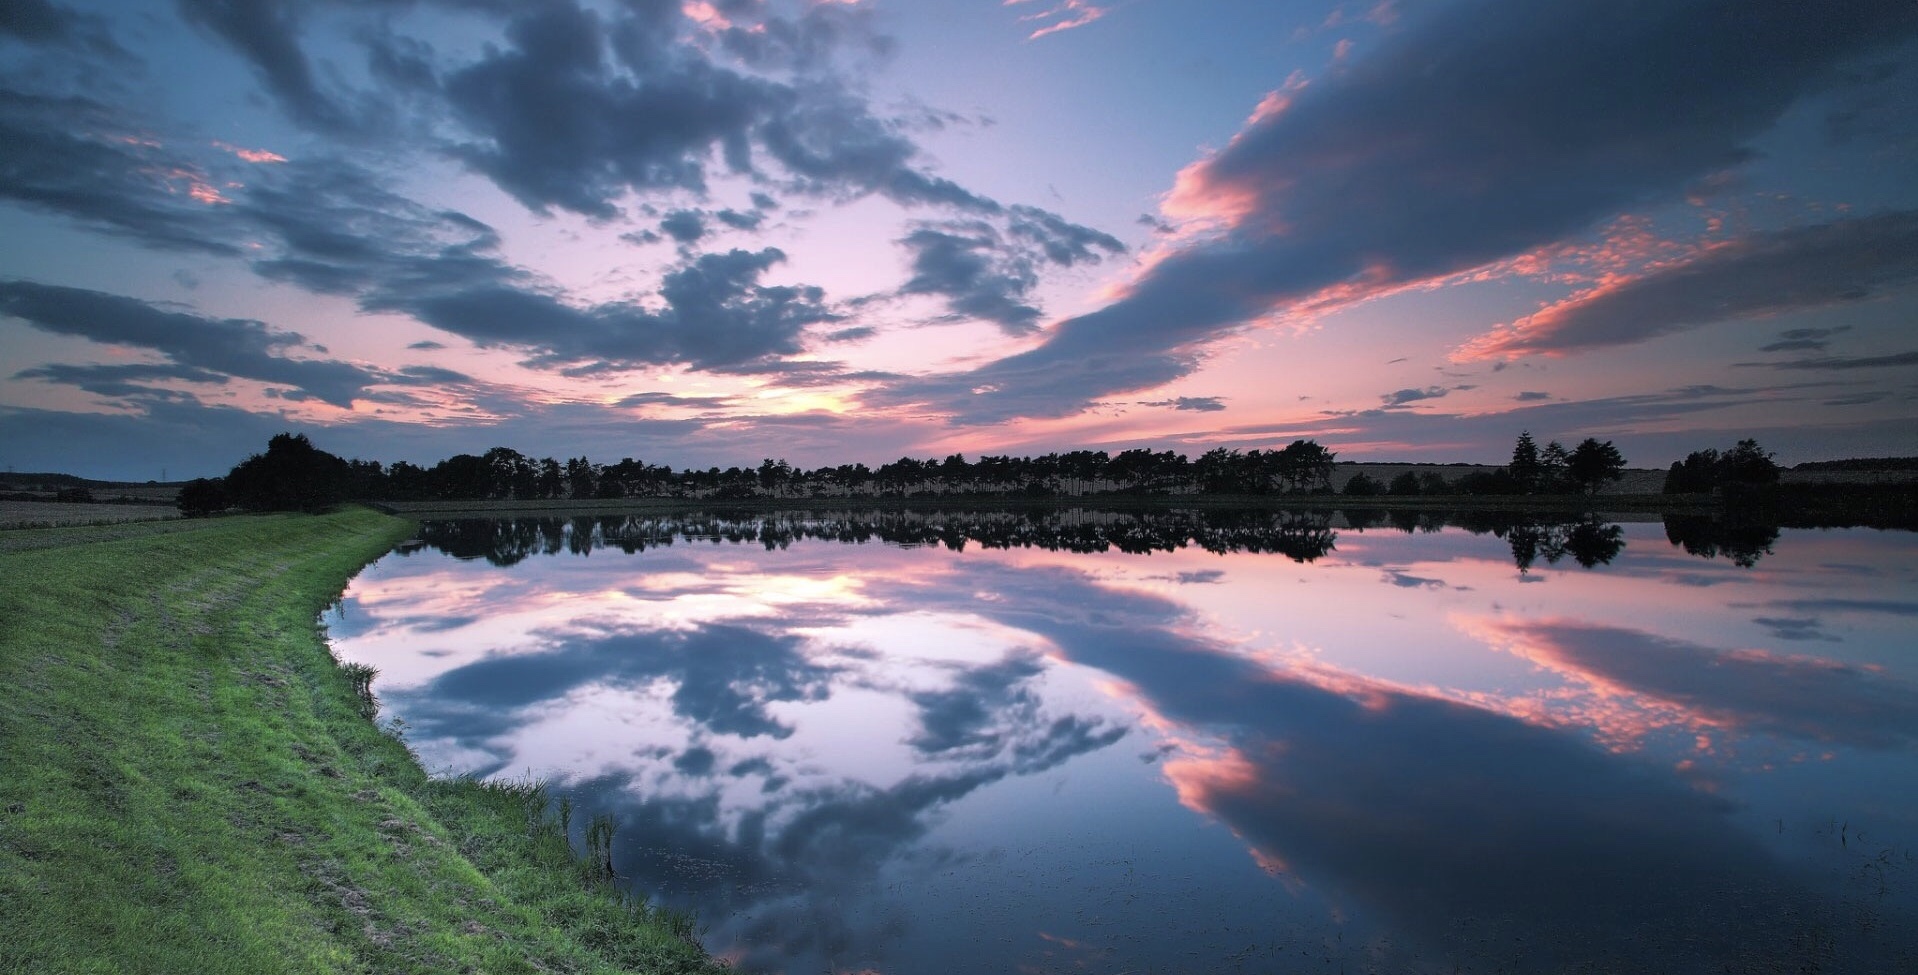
[1343, 472, 1384, 496]
[1509, 431, 1543, 493]
[1566, 438, 1626, 494]
[1455, 468, 1520, 495]
[1275, 440, 1336, 493]
[1539, 440, 1571, 494]
[1664, 440, 1778, 495]
[175, 477, 229, 517]
[224, 433, 352, 511]
[565, 456, 599, 499]
[1387, 471, 1423, 496]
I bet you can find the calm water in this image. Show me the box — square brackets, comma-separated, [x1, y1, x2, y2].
[328, 509, 1918, 973]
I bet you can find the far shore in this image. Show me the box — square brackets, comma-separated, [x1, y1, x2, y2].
[366, 490, 1714, 520]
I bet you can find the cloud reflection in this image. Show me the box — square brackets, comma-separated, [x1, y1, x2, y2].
[1479, 619, 1918, 750]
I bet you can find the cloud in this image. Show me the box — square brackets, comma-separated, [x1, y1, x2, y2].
[1140, 396, 1226, 412]
[176, 0, 360, 134]
[895, 0, 1918, 421]
[715, 0, 895, 74]
[2, 0, 77, 41]
[1484, 619, 1918, 748]
[1380, 385, 1449, 407]
[0, 280, 377, 406]
[917, 563, 1850, 971]
[659, 208, 707, 243]
[1459, 211, 1918, 359]
[1748, 350, 1918, 371]
[1009, 0, 1109, 42]
[907, 652, 1046, 757]
[395, 622, 838, 745]
[0, 87, 845, 374]
[897, 208, 1124, 334]
[1513, 390, 1554, 402]
[11, 361, 231, 397]
[0, 89, 246, 254]
[898, 225, 1042, 333]
[433, 0, 1000, 218]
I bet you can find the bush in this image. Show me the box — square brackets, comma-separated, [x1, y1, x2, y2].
[1343, 473, 1384, 497]
[175, 478, 230, 518]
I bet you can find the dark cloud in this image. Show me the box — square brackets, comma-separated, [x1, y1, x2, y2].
[439, 2, 767, 216]
[1140, 396, 1226, 412]
[713, 207, 763, 230]
[1463, 211, 1918, 358]
[896, 205, 1123, 334]
[1759, 338, 1828, 352]
[1749, 616, 1837, 642]
[176, 0, 357, 134]
[406, 339, 446, 350]
[906, 653, 1046, 757]
[394, 622, 838, 748]
[1381, 385, 1449, 407]
[1513, 390, 1554, 402]
[898, 224, 1042, 334]
[614, 390, 732, 411]
[0, 280, 377, 406]
[1750, 598, 1918, 617]
[12, 362, 230, 397]
[716, 0, 894, 74]
[2, 0, 74, 40]
[1752, 349, 1918, 371]
[659, 208, 707, 243]
[0, 89, 244, 255]
[1005, 204, 1125, 266]
[891, 0, 1918, 421]
[431, 0, 997, 219]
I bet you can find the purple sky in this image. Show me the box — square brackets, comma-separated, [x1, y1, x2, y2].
[2, 0, 1915, 479]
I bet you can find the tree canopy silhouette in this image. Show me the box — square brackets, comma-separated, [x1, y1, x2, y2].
[224, 433, 352, 512]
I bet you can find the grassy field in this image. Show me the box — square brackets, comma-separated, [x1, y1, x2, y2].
[0, 500, 182, 529]
[0, 509, 724, 975]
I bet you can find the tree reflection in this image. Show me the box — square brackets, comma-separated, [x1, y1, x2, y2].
[412, 508, 1342, 562]
[1447, 511, 1627, 571]
[404, 508, 1655, 572]
[1663, 513, 1780, 567]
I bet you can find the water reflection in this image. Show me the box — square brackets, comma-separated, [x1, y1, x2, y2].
[330, 510, 1918, 973]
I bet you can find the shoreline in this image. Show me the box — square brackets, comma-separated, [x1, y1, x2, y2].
[368, 491, 1721, 519]
[0, 508, 723, 975]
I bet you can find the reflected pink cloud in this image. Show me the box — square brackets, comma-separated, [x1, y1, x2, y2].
[1464, 616, 1918, 751]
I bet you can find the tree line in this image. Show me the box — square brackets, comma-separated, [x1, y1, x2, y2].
[173, 429, 1782, 517]
[181, 435, 1342, 514]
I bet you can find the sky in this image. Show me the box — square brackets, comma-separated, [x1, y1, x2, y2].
[2, 0, 1915, 481]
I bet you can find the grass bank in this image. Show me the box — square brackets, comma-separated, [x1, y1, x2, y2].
[0, 508, 724, 975]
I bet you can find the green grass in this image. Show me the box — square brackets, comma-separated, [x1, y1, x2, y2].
[0, 508, 724, 975]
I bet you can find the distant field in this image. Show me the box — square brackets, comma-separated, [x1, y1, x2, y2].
[0, 500, 180, 528]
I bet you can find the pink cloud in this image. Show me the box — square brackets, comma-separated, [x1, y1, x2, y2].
[1008, 0, 1109, 41]
[213, 141, 287, 164]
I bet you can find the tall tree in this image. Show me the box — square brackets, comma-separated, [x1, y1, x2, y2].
[1509, 431, 1543, 493]
[224, 433, 351, 512]
[1566, 438, 1626, 494]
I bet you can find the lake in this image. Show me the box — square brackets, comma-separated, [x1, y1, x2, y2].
[327, 508, 1918, 973]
